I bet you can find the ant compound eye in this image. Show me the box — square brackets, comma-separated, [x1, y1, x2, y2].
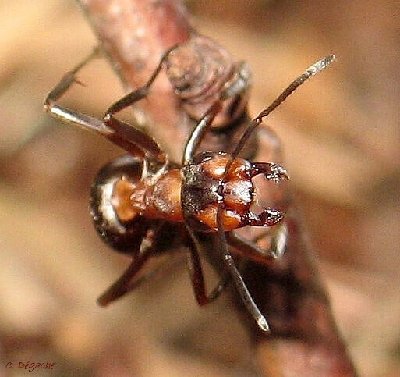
[90, 155, 151, 253]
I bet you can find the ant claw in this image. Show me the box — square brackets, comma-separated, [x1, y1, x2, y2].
[267, 163, 289, 182]
[250, 162, 289, 183]
[259, 208, 284, 226]
[246, 208, 284, 227]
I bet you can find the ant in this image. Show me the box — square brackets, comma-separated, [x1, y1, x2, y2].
[44, 33, 335, 332]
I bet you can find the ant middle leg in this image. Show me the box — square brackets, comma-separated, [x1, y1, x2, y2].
[101, 45, 181, 164]
[97, 221, 171, 306]
[104, 44, 179, 118]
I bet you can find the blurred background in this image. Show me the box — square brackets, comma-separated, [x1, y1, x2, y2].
[0, 0, 399, 376]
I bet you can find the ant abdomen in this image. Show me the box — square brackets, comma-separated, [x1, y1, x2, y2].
[90, 155, 151, 253]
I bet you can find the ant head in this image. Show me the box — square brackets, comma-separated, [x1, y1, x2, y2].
[182, 151, 287, 232]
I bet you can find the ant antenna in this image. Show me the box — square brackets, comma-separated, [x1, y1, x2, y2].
[216, 209, 271, 331]
[216, 55, 336, 332]
[232, 55, 336, 165]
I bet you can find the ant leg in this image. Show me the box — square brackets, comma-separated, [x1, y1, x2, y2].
[226, 224, 288, 264]
[183, 95, 233, 304]
[97, 250, 187, 306]
[103, 116, 167, 165]
[104, 44, 178, 117]
[186, 228, 231, 305]
[97, 222, 163, 307]
[45, 47, 101, 105]
[101, 45, 181, 164]
[44, 50, 166, 160]
[97, 248, 152, 307]
[181, 100, 225, 302]
[98, 219, 188, 306]
[226, 233, 277, 265]
[44, 48, 111, 133]
[250, 162, 289, 183]
[182, 101, 271, 329]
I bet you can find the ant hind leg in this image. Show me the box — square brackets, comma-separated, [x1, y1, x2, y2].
[97, 251, 151, 307]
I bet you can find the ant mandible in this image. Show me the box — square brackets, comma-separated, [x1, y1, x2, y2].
[44, 33, 335, 332]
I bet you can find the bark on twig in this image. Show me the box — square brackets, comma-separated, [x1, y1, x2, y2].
[76, 1, 358, 376]
[78, 0, 191, 161]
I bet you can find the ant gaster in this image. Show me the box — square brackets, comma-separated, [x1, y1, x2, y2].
[44, 33, 335, 332]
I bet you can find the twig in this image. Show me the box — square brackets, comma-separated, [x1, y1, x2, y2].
[76, 0, 358, 375]
[78, 0, 191, 161]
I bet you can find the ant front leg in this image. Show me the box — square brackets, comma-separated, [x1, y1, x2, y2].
[181, 101, 271, 331]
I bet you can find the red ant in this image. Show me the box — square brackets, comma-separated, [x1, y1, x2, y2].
[44, 34, 334, 332]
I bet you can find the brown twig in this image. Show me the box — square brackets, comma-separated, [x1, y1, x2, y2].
[242, 212, 358, 376]
[78, 0, 191, 161]
[76, 0, 358, 376]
